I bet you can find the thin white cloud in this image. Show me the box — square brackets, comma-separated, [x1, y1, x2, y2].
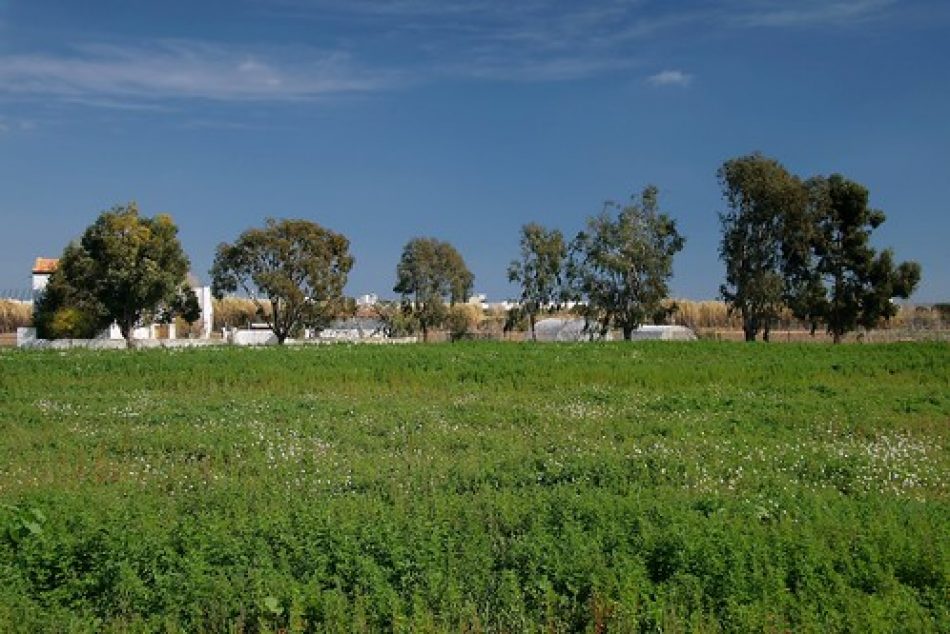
[264, 0, 897, 30]
[647, 69, 692, 87]
[447, 53, 639, 82]
[0, 1, 903, 108]
[731, 0, 898, 27]
[256, 1, 899, 85]
[0, 116, 36, 134]
[0, 41, 402, 102]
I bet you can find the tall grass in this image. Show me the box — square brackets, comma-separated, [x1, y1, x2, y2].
[0, 300, 31, 332]
[212, 297, 266, 330]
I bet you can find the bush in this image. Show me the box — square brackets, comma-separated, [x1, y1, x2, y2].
[48, 306, 99, 338]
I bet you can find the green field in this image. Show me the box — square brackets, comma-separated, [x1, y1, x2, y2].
[0, 343, 947, 632]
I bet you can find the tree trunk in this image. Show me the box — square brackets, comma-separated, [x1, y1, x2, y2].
[833, 330, 842, 344]
[421, 323, 429, 343]
[622, 325, 633, 340]
[120, 318, 134, 349]
[742, 310, 757, 342]
[529, 314, 537, 342]
[276, 333, 286, 345]
[763, 323, 771, 343]
[743, 322, 756, 342]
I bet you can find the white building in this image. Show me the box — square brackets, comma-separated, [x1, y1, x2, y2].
[31, 258, 57, 298]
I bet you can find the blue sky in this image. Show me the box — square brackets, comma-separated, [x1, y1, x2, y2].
[1, 0, 948, 301]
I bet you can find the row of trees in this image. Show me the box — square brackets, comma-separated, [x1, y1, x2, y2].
[508, 186, 684, 340]
[377, 186, 685, 343]
[34, 154, 920, 346]
[718, 154, 920, 342]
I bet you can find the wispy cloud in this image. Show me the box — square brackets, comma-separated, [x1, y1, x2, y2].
[730, 0, 898, 28]
[260, 1, 667, 82]
[0, 1, 903, 108]
[257, 1, 900, 83]
[0, 41, 402, 103]
[647, 69, 692, 87]
[0, 116, 36, 134]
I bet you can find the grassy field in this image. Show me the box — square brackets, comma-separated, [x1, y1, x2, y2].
[0, 342, 947, 632]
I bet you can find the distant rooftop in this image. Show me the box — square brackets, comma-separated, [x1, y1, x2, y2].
[32, 257, 205, 288]
[32, 257, 58, 274]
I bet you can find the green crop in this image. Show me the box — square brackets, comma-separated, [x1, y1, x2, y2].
[0, 342, 947, 632]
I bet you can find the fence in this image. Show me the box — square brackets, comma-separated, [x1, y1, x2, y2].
[0, 289, 32, 301]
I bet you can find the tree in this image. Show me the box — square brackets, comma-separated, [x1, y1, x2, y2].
[718, 153, 808, 341]
[393, 237, 473, 342]
[793, 175, 921, 343]
[33, 203, 194, 346]
[568, 185, 685, 340]
[507, 223, 567, 341]
[210, 218, 354, 345]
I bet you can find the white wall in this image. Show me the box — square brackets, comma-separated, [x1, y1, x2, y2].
[197, 286, 213, 337]
[31, 272, 50, 299]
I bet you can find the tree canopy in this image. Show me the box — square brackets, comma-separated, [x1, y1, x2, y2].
[210, 218, 353, 344]
[34, 203, 196, 346]
[718, 153, 808, 341]
[568, 185, 685, 340]
[794, 175, 921, 342]
[507, 223, 567, 341]
[393, 237, 473, 342]
[718, 154, 921, 343]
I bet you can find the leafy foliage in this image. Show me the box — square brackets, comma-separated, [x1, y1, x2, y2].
[33, 203, 194, 345]
[718, 156, 921, 343]
[508, 223, 567, 341]
[569, 186, 685, 339]
[211, 218, 354, 344]
[393, 237, 473, 342]
[792, 175, 922, 342]
[718, 153, 808, 341]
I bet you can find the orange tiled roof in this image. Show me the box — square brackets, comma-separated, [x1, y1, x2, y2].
[32, 257, 59, 274]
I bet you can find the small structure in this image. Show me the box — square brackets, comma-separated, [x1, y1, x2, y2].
[229, 324, 278, 346]
[31, 258, 58, 299]
[533, 318, 696, 342]
[534, 318, 613, 342]
[317, 317, 387, 341]
[626, 325, 697, 341]
[355, 293, 379, 307]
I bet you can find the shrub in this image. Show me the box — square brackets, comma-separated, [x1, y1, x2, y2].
[50, 306, 99, 338]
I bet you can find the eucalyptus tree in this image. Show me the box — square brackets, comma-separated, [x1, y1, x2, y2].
[796, 174, 920, 343]
[718, 153, 808, 341]
[508, 223, 567, 340]
[569, 185, 685, 340]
